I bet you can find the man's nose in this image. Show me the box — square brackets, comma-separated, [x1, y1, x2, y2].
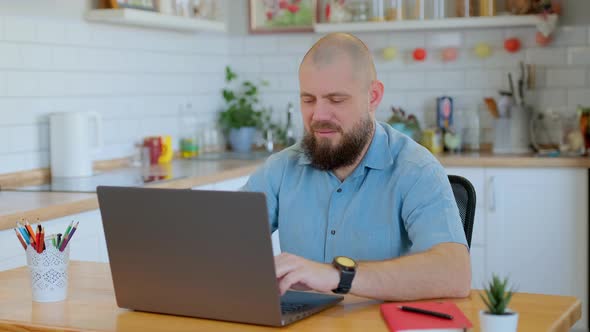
[311, 104, 333, 122]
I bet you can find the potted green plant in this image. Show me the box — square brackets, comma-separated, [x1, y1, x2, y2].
[479, 274, 518, 332]
[218, 66, 267, 153]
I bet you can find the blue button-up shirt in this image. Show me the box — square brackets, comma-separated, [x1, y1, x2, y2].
[242, 121, 467, 263]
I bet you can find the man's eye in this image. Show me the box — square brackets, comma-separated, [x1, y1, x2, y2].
[302, 98, 314, 104]
[330, 99, 345, 104]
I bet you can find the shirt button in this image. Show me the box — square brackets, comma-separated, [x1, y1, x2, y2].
[336, 188, 342, 193]
[331, 230, 336, 235]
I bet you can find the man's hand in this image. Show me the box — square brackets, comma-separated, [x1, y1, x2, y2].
[274, 253, 340, 295]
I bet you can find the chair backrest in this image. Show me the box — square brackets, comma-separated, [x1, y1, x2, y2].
[448, 175, 476, 249]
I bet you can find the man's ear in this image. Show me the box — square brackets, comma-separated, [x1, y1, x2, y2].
[369, 80, 384, 114]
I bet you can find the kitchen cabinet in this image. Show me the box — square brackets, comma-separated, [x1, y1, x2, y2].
[447, 166, 588, 331]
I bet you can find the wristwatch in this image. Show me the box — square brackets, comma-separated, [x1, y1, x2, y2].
[331, 256, 357, 294]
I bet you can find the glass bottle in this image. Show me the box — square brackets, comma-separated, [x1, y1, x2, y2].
[179, 103, 200, 159]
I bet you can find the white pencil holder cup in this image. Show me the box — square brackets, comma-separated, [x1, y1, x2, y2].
[26, 244, 70, 302]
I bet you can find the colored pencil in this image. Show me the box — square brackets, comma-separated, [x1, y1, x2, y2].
[16, 222, 30, 245]
[24, 221, 36, 246]
[14, 228, 27, 250]
[59, 222, 78, 252]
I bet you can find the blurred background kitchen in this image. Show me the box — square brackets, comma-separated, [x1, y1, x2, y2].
[0, 0, 587, 174]
[0, 0, 589, 331]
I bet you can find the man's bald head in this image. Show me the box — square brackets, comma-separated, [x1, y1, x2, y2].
[300, 33, 376, 88]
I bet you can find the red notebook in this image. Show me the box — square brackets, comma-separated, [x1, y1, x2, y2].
[380, 301, 472, 332]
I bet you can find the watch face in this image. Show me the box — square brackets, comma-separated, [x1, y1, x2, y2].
[335, 256, 356, 268]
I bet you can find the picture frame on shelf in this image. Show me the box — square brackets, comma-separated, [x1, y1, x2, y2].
[100, 0, 157, 11]
[249, 0, 318, 34]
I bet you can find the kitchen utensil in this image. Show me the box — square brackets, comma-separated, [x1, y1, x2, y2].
[526, 64, 536, 89]
[49, 111, 103, 178]
[483, 98, 500, 118]
[508, 73, 515, 96]
[517, 61, 525, 105]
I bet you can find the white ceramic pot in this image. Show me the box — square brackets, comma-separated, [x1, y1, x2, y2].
[479, 310, 518, 332]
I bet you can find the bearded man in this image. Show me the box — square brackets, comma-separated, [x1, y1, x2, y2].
[241, 33, 471, 301]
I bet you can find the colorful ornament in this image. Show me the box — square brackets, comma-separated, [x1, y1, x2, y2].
[536, 31, 553, 46]
[474, 43, 492, 58]
[382, 47, 398, 61]
[413, 48, 427, 62]
[441, 48, 458, 62]
[504, 37, 521, 53]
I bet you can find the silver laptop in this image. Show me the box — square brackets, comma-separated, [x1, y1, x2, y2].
[97, 186, 343, 327]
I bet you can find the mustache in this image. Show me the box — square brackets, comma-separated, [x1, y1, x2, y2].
[310, 121, 342, 133]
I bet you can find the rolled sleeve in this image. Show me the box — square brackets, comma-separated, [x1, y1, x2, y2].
[401, 163, 467, 254]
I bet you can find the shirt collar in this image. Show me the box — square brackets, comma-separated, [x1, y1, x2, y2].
[297, 121, 393, 170]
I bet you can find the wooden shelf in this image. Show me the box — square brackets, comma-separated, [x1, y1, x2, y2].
[314, 14, 553, 33]
[85, 9, 226, 33]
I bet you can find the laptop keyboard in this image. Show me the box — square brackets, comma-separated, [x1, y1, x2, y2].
[281, 302, 311, 314]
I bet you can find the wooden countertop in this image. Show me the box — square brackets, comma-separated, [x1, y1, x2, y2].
[1, 153, 590, 232]
[0, 261, 581, 332]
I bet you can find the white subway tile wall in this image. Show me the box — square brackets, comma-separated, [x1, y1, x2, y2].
[229, 27, 590, 139]
[1, 18, 590, 174]
[0, 16, 229, 174]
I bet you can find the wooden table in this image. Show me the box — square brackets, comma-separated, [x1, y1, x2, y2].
[0, 262, 581, 332]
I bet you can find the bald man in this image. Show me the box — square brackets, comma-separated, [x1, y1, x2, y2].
[242, 33, 470, 301]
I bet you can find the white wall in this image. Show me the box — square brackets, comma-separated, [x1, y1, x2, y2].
[0, 1, 229, 174]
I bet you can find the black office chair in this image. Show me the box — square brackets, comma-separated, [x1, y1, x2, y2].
[448, 175, 476, 249]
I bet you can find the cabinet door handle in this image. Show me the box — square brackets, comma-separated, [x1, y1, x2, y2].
[488, 176, 496, 212]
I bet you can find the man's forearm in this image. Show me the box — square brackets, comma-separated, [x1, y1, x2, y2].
[349, 243, 471, 301]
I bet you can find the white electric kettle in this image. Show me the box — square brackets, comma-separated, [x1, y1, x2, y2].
[49, 111, 103, 178]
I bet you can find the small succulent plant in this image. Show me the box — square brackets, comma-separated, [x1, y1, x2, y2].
[480, 274, 516, 315]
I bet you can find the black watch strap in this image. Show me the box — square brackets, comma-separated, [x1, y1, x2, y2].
[332, 269, 355, 294]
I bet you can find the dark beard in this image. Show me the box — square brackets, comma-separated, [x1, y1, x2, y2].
[301, 116, 374, 171]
